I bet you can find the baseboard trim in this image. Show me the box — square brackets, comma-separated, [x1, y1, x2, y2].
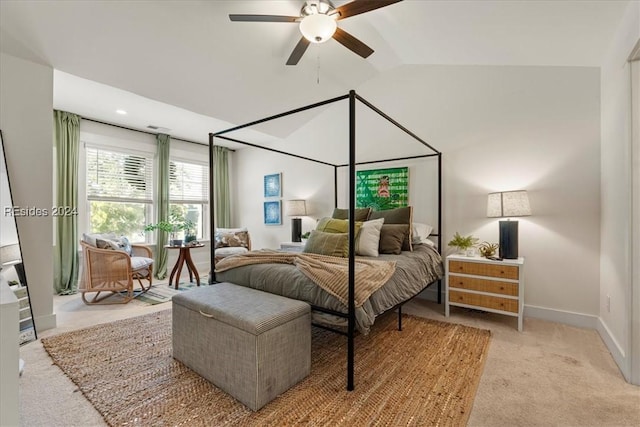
[596, 318, 630, 381]
[34, 312, 56, 332]
[523, 304, 598, 329]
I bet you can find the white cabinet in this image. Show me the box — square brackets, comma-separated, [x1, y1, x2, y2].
[0, 281, 20, 426]
[445, 255, 525, 331]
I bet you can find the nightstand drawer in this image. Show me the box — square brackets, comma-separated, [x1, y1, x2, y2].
[448, 274, 518, 296]
[449, 290, 518, 313]
[449, 260, 519, 280]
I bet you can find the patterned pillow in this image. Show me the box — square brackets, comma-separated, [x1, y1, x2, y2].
[303, 230, 348, 257]
[95, 236, 132, 255]
[215, 231, 250, 249]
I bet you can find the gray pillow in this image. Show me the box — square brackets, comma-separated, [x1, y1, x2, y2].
[303, 230, 348, 257]
[331, 207, 371, 222]
[369, 206, 413, 251]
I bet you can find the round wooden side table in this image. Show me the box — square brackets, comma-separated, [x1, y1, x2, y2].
[165, 243, 205, 289]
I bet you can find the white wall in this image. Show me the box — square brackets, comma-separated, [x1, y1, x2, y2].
[232, 148, 335, 250]
[233, 64, 602, 324]
[0, 53, 55, 331]
[599, 0, 640, 383]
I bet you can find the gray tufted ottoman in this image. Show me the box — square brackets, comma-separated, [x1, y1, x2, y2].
[172, 282, 311, 411]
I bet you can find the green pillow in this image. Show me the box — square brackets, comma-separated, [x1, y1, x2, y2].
[369, 206, 413, 251]
[316, 217, 362, 236]
[303, 230, 348, 257]
[331, 207, 371, 222]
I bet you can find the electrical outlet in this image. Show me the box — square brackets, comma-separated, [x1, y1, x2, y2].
[607, 294, 611, 313]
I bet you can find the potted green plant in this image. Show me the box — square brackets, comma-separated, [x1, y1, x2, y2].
[301, 231, 311, 243]
[447, 232, 479, 256]
[145, 214, 193, 246]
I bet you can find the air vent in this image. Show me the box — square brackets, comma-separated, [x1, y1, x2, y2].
[147, 125, 172, 132]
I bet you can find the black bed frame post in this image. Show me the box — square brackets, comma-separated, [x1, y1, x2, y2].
[334, 166, 338, 208]
[347, 90, 356, 391]
[209, 133, 216, 284]
[437, 152, 442, 304]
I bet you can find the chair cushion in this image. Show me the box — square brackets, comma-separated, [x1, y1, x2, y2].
[214, 247, 249, 258]
[131, 256, 153, 271]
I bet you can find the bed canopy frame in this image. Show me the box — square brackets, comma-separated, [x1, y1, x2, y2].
[209, 90, 442, 390]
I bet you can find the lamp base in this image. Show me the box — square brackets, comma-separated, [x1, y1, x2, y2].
[499, 220, 519, 259]
[291, 218, 302, 242]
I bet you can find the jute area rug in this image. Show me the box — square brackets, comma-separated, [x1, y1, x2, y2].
[42, 309, 491, 426]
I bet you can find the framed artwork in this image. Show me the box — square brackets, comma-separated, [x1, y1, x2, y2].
[264, 173, 281, 198]
[263, 200, 282, 225]
[356, 167, 409, 210]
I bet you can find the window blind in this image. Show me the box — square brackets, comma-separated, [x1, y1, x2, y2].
[169, 160, 209, 204]
[86, 147, 153, 203]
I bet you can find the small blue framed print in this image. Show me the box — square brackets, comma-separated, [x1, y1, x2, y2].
[264, 173, 281, 198]
[264, 201, 282, 225]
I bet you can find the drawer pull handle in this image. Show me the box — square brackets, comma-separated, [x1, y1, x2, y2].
[199, 310, 215, 318]
[459, 281, 464, 285]
[500, 286, 505, 290]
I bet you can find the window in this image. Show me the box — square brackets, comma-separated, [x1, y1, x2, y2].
[86, 147, 154, 243]
[169, 159, 209, 240]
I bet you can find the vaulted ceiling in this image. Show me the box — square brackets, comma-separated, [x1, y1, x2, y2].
[0, 1, 630, 145]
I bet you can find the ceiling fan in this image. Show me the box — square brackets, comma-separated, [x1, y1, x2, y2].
[229, 0, 402, 66]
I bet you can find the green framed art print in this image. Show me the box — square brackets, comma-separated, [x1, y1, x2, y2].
[356, 167, 409, 210]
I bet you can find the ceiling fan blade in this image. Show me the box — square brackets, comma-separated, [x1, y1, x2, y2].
[229, 14, 300, 23]
[334, 0, 402, 20]
[332, 27, 374, 59]
[286, 37, 311, 65]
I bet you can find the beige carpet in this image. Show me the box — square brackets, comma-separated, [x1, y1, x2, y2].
[41, 309, 490, 426]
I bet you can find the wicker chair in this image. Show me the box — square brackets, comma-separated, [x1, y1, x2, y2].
[79, 241, 154, 304]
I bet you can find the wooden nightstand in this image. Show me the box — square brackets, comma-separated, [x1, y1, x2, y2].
[280, 242, 305, 253]
[445, 255, 525, 331]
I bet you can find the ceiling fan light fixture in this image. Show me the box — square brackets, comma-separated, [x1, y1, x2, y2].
[299, 13, 337, 43]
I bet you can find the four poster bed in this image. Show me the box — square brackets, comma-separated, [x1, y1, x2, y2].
[208, 90, 443, 391]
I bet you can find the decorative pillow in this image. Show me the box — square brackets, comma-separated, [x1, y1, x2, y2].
[316, 217, 362, 236]
[95, 236, 132, 255]
[411, 223, 434, 244]
[82, 232, 117, 247]
[378, 224, 409, 255]
[303, 230, 348, 257]
[331, 207, 371, 222]
[215, 230, 250, 249]
[355, 218, 384, 257]
[369, 206, 413, 251]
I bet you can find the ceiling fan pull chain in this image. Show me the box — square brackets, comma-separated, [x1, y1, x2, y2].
[317, 51, 320, 84]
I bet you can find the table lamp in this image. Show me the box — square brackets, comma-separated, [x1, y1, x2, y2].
[487, 191, 531, 259]
[284, 200, 307, 242]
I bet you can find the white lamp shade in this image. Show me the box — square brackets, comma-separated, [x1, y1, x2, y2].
[487, 191, 531, 218]
[299, 14, 337, 43]
[285, 200, 307, 216]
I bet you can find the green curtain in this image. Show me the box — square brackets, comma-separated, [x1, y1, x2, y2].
[53, 110, 80, 295]
[214, 146, 231, 228]
[154, 134, 171, 279]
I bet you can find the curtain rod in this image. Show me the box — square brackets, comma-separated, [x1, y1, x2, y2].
[81, 117, 235, 151]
